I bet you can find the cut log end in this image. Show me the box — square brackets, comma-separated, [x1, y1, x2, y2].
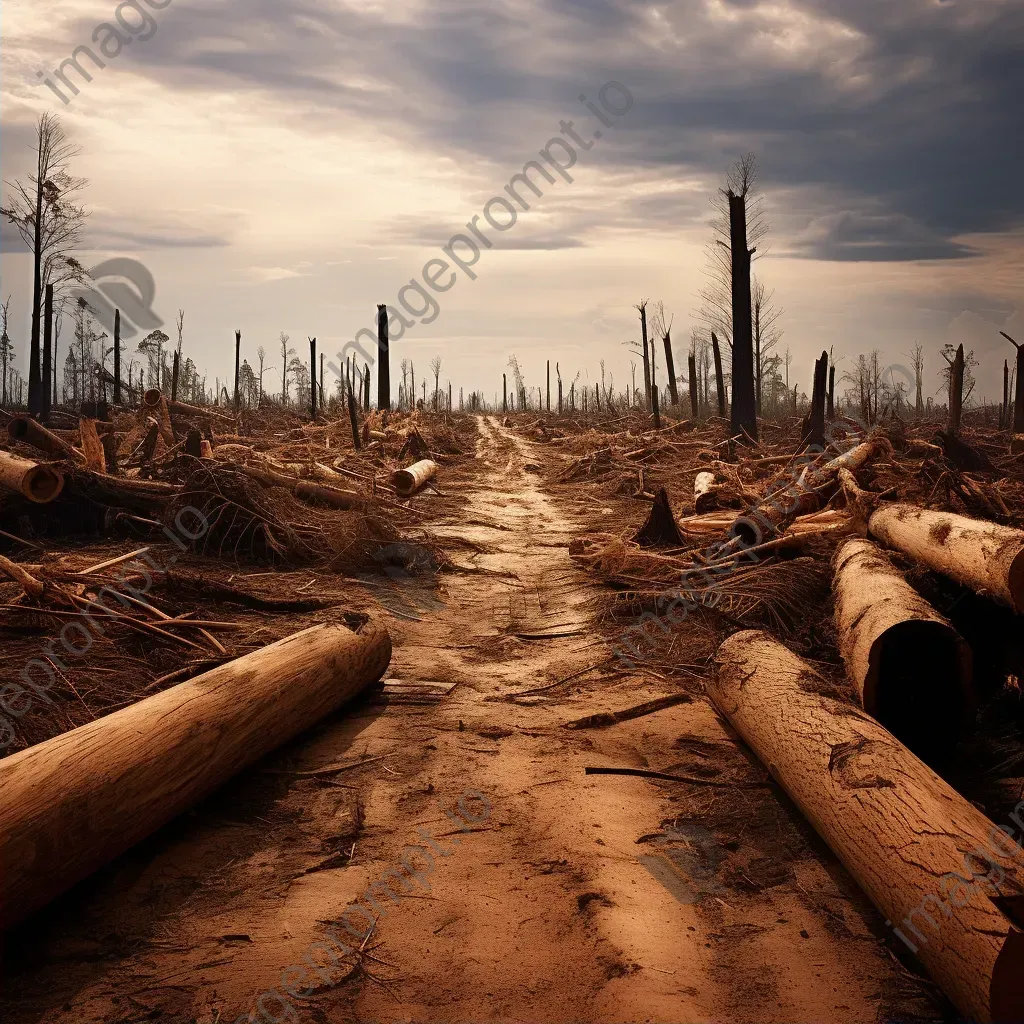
[392, 459, 438, 498]
[24, 465, 64, 503]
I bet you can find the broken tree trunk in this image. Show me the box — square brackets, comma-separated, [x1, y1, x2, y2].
[377, 303, 390, 410]
[801, 351, 828, 450]
[347, 379, 361, 451]
[0, 450, 65, 503]
[1001, 332, 1024, 433]
[869, 504, 1024, 614]
[710, 631, 1024, 1024]
[143, 389, 176, 447]
[8, 415, 83, 462]
[392, 458, 437, 498]
[640, 302, 652, 412]
[827, 364, 835, 420]
[0, 614, 391, 927]
[711, 331, 726, 417]
[233, 329, 242, 414]
[663, 330, 679, 407]
[309, 336, 317, 420]
[171, 350, 180, 403]
[832, 538, 972, 759]
[633, 487, 684, 548]
[113, 308, 122, 406]
[1002, 360, 1009, 431]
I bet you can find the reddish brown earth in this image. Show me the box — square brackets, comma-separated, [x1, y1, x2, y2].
[0, 417, 943, 1024]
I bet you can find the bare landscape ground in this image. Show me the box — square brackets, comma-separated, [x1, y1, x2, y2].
[0, 416, 956, 1024]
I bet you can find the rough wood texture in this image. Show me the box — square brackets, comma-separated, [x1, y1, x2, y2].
[833, 538, 972, 758]
[7, 415, 83, 462]
[869, 504, 1024, 614]
[392, 458, 437, 498]
[0, 449, 64, 503]
[143, 388, 176, 447]
[710, 631, 1024, 1024]
[0, 613, 391, 927]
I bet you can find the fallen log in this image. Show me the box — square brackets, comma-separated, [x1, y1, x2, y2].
[293, 480, 367, 510]
[7, 415, 84, 463]
[731, 437, 890, 546]
[0, 450, 65, 503]
[869, 504, 1024, 614]
[0, 613, 391, 927]
[167, 397, 236, 424]
[833, 538, 972, 758]
[392, 458, 437, 498]
[710, 631, 1024, 1024]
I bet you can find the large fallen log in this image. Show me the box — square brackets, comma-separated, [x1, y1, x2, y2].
[0, 449, 65, 503]
[7, 415, 84, 463]
[0, 613, 391, 927]
[833, 538, 972, 758]
[710, 631, 1024, 1024]
[869, 504, 1024, 614]
[392, 458, 437, 498]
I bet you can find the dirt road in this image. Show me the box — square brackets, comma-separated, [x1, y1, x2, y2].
[2, 417, 940, 1024]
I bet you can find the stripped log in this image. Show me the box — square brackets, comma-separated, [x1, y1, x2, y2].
[79, 418, 106, 472]
[392, 458, 437, 498]
[833, 538, 972, 758]
[0, 613, 391, 927]
[710, 631, 1024, 1024]
[869, 504, 1024, 614]
[694, 471, 716, 512]
[7, 415, 83, 463]
[0, 450, 65, 503]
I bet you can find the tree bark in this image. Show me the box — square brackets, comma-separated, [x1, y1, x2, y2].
[546, 360, 551, 413]
[347, 378, 361, 450]
[728, 192, 757, 442]
[7, 415, 83, 462]
[503, 374, 508, 413]
[142, 388, 176, 447]
[827, 364, 835, 421]
[640, 303, 652, 412]
[27, 175, 43, 419]
[869, 504, 1024, 614]
[711, 331, 726, 417]
[801, 351, 828, 450]
[113, 308, 122, 406]
[377, 304, 390, 410]
[0, 614, 391, 927]
[233, 330, 242, 414]
[688, 352, 700, 420]
[663, 330, 679, 407]
[171, 350, 180, 403]
[392, 458, 437, 498]
[41, 284, 53, 421]
[0, 449, 65, 503]
[833, 538, 972, 759]
[710, 631, 1024, 1024]
[948, 343, 964, 434]
[309, 336, 317, 420]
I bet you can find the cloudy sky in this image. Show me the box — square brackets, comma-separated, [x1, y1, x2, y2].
[2, 0, 1022, 406]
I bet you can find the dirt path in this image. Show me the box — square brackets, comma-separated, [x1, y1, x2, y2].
[2, 417, 936, 1024]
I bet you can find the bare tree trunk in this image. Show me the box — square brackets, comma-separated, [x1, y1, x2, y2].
[27, 176, 43, 418]
[688, 352, 699, 420]
[1002, 360, 1009, 430]
[233, 329, 241, 414]
[827, 364, 835, 420]
[948, 343, 964, 434]
[347, 378, 361, 450]
[546, 360, 551, 413]
[41, 284, 53, 422]
[309, 337, 317, 419]
[663, 329, 679, 407]
[170, 350, 180, 403]
[639, 302, 651, 411]
[376, 304, 390, 410]
[1003, 333, 1024, 432]
[112, 308, 122, 406]
[503, 373, 507, 413]
[802, 351, 828, 450]
[710, 630, 1024, 1024]
[711, 331, 726, 416]
[728, 193, 757, 442]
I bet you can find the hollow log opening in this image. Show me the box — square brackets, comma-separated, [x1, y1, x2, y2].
[872, 620, 970, 763]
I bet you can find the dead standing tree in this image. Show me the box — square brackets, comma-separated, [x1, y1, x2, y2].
[377, 304, 390, 410]
[1001, 332, 1024, 433]
[727, 170, 757, 442]
[637, 300, 652, 411]
[711, 330, 726, 416]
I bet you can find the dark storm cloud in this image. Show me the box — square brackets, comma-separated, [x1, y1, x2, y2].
[44, 0, 1024, 262]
